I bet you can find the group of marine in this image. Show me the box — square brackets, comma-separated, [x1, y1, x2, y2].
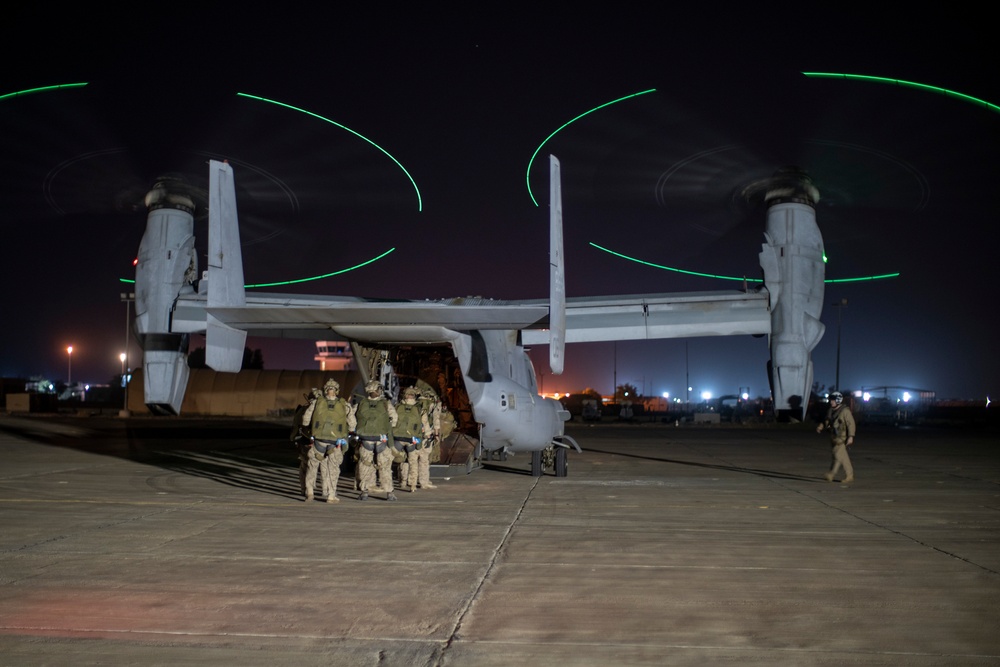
[291, 378, 446, 503]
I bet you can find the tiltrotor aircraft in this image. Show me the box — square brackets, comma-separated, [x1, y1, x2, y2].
[134, 157, 825, 476]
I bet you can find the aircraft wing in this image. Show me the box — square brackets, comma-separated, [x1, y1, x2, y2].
[175, 288, 768, 344]
[520, 290, 770, 344]
[173, 292, 549, 343]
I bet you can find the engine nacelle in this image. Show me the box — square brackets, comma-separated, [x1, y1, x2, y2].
[134, 179, 198, 415]
[757, 170, 826, 420]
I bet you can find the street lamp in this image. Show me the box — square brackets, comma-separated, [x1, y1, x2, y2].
[120, 292, 135, 417]
[119, 353, 130, 416]
[66, 346, 73, 385]
[831, 298, 848, 391]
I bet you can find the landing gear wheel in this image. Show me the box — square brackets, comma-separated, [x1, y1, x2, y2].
[555, 446, 568, 477]
[531, 450, 543, 477]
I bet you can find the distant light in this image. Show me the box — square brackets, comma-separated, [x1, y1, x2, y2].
[741, 392, 749, 401]
[526, 89, 657, 206]
[237, 92, 423, 211]
[662, 392, 669, 399]
[902, 392, 911, 403]
[863, 392, 871, 402]
[701, 391, 712, 401]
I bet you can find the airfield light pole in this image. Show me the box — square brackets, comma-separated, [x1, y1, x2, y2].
[613, 341, 618, 404]
[832, 298, 848, 391]
[120, 292, 134, 417]
[66, 346, 73, 384]
[685, 341, 690, 414]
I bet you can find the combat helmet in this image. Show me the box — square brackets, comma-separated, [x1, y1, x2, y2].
[364, 380, 383, 396]
[323, 379, 340, 394]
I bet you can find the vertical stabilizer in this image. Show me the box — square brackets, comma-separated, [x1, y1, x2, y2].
[206, 160, 248, 372]
[549, 155, 566, 375]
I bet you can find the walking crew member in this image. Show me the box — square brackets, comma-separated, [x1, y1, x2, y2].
[817, 391, 856, 484]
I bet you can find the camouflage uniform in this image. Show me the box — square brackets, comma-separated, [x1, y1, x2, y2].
[413, 389, 442, 489]
[354, 381, 399, 501]
[817, 393, 856, 483]
[394, 388, 432, 492]
[306, 380, 356, 502]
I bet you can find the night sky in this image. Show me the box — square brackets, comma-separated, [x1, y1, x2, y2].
[1, 7, 996, 401]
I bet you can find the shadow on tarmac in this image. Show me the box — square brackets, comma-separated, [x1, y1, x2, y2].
[582, 446, 824, 482]
[0, 416, 305, 500]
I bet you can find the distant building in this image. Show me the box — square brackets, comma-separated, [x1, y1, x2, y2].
[314, 341, 356, 372]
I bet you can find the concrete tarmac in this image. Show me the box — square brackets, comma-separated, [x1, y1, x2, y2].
[1, 414, 998, 665]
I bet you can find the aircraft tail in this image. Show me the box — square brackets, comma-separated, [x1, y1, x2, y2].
[548, 155, 566, 375]
[205, 160, 248, 372]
